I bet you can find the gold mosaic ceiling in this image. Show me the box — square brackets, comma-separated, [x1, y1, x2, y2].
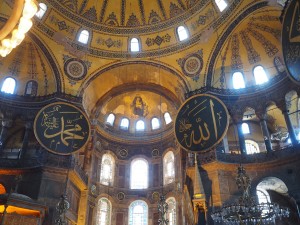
[0, 0, 287, 125]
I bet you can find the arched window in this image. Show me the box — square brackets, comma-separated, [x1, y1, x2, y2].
[166, 197, 176, 225]
[254, 65, 268, 85]
[215, 0, 228, 12]
[97, 198, 111, 225]
[78, 30, 89, 44]
[256, 189, 270, 204]
[1, 77, 16, 94]
[136, 120, 145, 131]
[245, 140, 260, 154]
[120, 118, 129, 130]
[274, 56, 285, 73]
[130, 38, 140, 52]
[163, 151, 175, 185]
[177, 26, 188, 41]
[129, 200, 148, 225]
[35, 3, 47, 19]
[241, 122, 250, 134]
[25, 80, 38, 96]
[151, 117, 160, 130]
[232, 72, 245, 89]
[100, 154, 115, 185]
[164, 112, 172, 125]
[130, 158, 148, 189]
[106, 113, 115, 126]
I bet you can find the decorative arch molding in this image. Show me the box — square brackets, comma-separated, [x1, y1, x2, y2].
[79, 60, 190, 97]
[205, 1, 269, 87]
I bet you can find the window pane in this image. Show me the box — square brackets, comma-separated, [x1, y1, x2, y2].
[254, 66, 268, 85]
[131, 159, 148, 189]
[232, 72, 245, 89]
[164, 151, 175, 185]
[166, 198, 176, 225]
[216, 0, 228, 12]
[78, 30, 89, 44]
[151, 118, 160, 130]
[35, 3, 47, 19]
[100, 154, 114, 185]
[131, 38, 140, 52]
[97, 198, 111, 225]
[177, 26, 188, 41]
[120, 118, 129, 130]
[106, 114, 115, 126]
[1, 77, 16, 94]
[164, 112, 172, 125]
[241, 123, 250, 134]
[129, 200, 148, 225]
[245, 140, 260, 154]
[136, 120, 145, 131]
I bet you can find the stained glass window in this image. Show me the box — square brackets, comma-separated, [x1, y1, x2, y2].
[130, 158, 148, 189]
[97, 198, 111, 225]
[129, 200, 148, 225]
[163, 151, 175, 185]
[100, 154, 115, 186]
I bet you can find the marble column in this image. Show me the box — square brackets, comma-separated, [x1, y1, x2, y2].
[20, 122, 32, 158]
[237, 123, 246, 155]
[282, 108, 298, 145]
[257, 113, 272, 152]
[0, 119, 12, 151]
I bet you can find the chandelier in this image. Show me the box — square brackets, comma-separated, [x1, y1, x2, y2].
[0, 0, 38, 57]
[211, 165, 289, 225]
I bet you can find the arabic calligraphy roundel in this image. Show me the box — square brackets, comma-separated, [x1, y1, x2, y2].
[175, 94, 229, 152]
[34, 102, 91, 155]
[282, 0, 300, 83]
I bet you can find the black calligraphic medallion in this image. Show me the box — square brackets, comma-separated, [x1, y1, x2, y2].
[34, 102, 90, 155]
[282, 0, 300, 83]
[175, 94, 229, 152]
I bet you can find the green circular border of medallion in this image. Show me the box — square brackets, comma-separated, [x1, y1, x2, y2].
[34, 102, 91, 155]
[174, 94, 229, 153]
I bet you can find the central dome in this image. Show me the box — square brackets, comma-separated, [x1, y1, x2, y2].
[50, 0, 202, 31]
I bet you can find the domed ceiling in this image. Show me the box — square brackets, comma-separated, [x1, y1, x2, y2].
[0, 0, 287, 124]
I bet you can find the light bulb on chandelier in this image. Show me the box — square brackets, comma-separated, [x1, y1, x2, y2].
[0, 0, 38, 57]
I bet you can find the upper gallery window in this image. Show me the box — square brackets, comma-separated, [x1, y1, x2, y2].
[1, 77, 16, 94]
[130, 38, 140, 52]
[215, 0, 228, 12]
[256, 189, 270, 204]
[100, 154, 115, 186]
[35, 3, 47, 19]
[136, 120, 145, 131]
[166, 197, 176, 225]
[130, 158, 148, 189]
[120, 118, 129, 130]
[254, 65, 268, 85]
[97, 198, 111, 225]
[177, 26, 188, 41]
[129, 200, 148, 225]
[106, 113, 115, 126]
[164, 112, 172, 125]
[245, 140, 260, 154]
[78, 30, 90, 44]
[151, 117, 160, 130]
[25, 80, 38, 96]
[232, 72, 245, 89]
[163, 151, 175, 185]
[242, 122, 250, 134]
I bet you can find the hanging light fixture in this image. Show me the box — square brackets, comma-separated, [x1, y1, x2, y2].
[0, 0, 38, 57]
[211, 164, 289, 225]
